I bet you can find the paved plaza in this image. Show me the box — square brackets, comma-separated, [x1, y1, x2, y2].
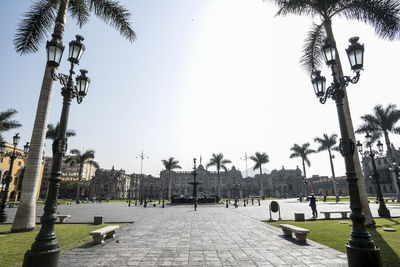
[5, 199, 400, 266]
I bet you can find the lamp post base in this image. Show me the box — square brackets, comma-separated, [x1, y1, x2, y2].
[346, 244, 381, 267]
[23, 248, 60, 267]
[378, 207, 391, 218]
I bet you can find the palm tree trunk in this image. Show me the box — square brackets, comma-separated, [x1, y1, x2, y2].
[324, 19, 375, 227]
[168, 171, 172, 201]
[76, 164, 83, 203]
[259, 167, 264, 197]
[11, 1, 68, 233]
[328, 149, 338, 198]
[383, 131, 400, 200]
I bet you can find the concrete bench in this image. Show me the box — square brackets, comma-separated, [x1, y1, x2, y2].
[279, 224, 309, 243]
[320, 211, 350, 219]
[37, 215, 71, 223]
[90, 225, 120, 244]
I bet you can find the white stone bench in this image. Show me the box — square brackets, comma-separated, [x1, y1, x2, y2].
[320, 211, 351, 219]
[90, 225, 120, 244]
[37, 215, 71, 223]
[279, 224, 309, 243]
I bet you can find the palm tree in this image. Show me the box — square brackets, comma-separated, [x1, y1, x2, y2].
[46, 122, 76, 140]
[161, 157, 181, 201]
[314, 133, 340, 200]
[13, 0, 135, 232]
[356, 104, 400, 199]
[269, 0, 400, 227]
[250, 152, 269, 196]
[0, 109, 22, 143]
[64, 149, 99, 204]
[289, 143, 315, 180]
[207, 153, 231, 199]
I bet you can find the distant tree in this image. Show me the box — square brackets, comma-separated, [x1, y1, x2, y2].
[0, 109, 22, 143]
[314, 133, 340, 198]
[207, 153, 231, 198]
[161, 157, 181, 201]
[64, 149, 99, 203]
[46, 122, 76, 140]
[356, 104, 400, 199]
[250, 152, 269, 196]
[289, 143, 316, 179]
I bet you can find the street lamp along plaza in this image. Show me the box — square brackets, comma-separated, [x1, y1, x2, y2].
[311, 37, 381, 267]
[23, 35, 90, 267]
[0, 134, 29, 223]
[356, 133, 390, 218]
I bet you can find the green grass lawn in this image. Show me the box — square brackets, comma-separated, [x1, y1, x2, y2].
[266, 218, 400, 267]
[0, 223, 129, 267]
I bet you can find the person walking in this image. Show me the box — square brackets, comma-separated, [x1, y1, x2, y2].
[309, 193, 318, 218]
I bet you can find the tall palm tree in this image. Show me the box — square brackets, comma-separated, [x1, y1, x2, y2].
[46, 122, 76, 140]
[0, 109, 22, 143]
[161, 157, 181, 201]
[356, 103, 400, 199]
[269, 0, 400, 227]
[314, 133, 340, 199]
[250, 152, 269, 196]
[64, 149, 99, 204]
[207, 153, 231, 199]
[13, 0, 136, 232]
[289, 143, 315, 179]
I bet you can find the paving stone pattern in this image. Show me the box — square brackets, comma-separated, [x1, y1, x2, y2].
[58, 204, 348, 266]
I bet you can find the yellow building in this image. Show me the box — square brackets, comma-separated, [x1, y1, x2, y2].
[40, 155, 97, 197]
[0, 143, 44, 201]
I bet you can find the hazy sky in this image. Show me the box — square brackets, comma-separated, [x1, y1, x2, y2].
[1, 0, 400, 177]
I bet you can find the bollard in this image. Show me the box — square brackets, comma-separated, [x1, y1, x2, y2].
[226, 200, 228, 208]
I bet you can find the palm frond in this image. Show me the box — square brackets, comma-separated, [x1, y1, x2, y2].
[14, 0, 57, 54]
[89, 0, 136, 42]
[300, 22, 326, 74]
[0, 109, 22, 133]
[87, 159, 99, 169]
[69, 149, 81, 156]
[271, 0, 317, 17]
[393, 126, 400, 134]
[64, 157, 78, 166]
[69, 0, 90, 27]
[340, 0, 400, 40]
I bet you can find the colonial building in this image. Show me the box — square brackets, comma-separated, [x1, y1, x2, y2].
[89, 167, 136, 200]
[360, 145, 400, 197]
[40, 155, 97, 197]
[159, 164, 303, 199]
[0, 142, 44, 201]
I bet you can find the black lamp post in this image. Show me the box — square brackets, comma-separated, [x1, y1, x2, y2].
[0, 134, 29, 222]
[356, 133, 390, 218]
[311, 37, 381, 266]
[23, 35, 90, 267]
[128, 188, 131, 207]
[190, 158, 199, 211]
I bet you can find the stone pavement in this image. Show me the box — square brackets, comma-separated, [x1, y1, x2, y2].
[4, 198, 400, 223]
[57, 204, 348, 266]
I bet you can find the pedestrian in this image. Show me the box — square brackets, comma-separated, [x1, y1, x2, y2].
[309, 193, 317, 217]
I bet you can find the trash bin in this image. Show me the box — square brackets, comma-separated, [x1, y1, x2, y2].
[294, 213, 305, 221]
[94, 216, 104, 225]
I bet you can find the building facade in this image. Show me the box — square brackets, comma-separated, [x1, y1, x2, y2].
[40, 155, 97, 197]
[89, 167, 136, 200]
[360, 145, 400, 197]
[0, 142, 44, 201]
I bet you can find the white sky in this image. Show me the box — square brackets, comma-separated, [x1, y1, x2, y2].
[1, 0, 400, 177]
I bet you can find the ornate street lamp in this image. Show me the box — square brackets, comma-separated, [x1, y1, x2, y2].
[356, 134, 390, 218]
[0, 134, 29, 222]
[24, 35, 90, 267]
[311, 37, 381, 267]
[189, 158, 199, 211]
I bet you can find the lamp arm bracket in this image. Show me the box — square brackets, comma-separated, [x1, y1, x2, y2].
[51, 69, 69, 87]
